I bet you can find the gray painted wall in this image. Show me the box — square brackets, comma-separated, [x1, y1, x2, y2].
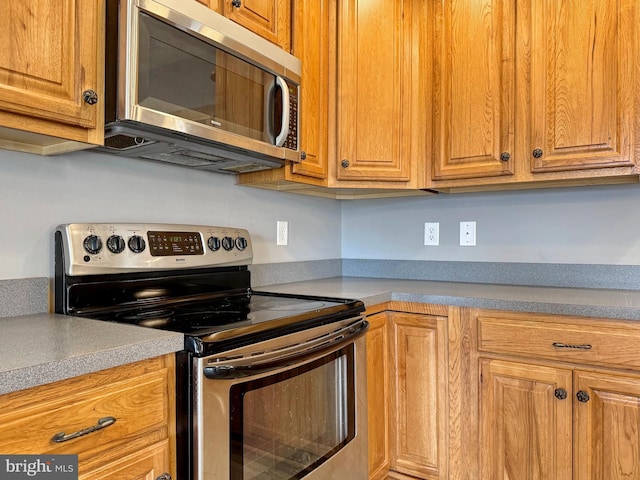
[341, 184, 640, 265]
[0, 149, 341, 280]
[3, 146, 640, 283]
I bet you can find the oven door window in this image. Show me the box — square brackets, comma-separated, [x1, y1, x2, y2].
[229, 345, 355, 480]
[137, 11, 280, 144]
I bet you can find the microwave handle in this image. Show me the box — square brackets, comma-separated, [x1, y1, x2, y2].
[274, 76, 290, 147]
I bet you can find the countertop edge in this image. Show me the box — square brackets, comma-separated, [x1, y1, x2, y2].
[0, 314, 184, 395]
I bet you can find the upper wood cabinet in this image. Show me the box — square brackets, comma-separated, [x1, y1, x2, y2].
[427, 0, 640, 190]
[429, 0, 516, 181]
[528, 0, 636, 173]
[197, 0, 291, 52]
[289, 0, 330, 181]
[0, 0, 104, 154]
[237, 0, 434, 199]
[236, 0, 332, 192]
[334, 0, 423, 186]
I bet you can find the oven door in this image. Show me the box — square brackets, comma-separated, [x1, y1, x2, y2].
[193, 317, 368, 480]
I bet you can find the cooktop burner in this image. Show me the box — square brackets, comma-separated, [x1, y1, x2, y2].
[84, 292, 354, 337]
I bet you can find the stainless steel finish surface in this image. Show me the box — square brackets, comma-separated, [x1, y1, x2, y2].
[194, 320, 368, 480]
[57, 223, 253, 276]
[203, 317, 367, 376]
[100, 0, 301, 173]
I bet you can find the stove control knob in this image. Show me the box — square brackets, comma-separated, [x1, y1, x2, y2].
[235, 236, 248, 251]
[83, 235, 103, 255]
[207, 236, 221, 252]
[222, 236, 235, 251]
[106, 235, 126, 254]
[127, 235, 146, 253]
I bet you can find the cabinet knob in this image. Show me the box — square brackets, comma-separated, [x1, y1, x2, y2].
[576, 390, 590, 403]
[231, 0, 241, 7]
[155, 474, 172, 480]
[82, 90, 99, 105]
[500, 152, 511, 162]
[300, 150, 307, 161]
[341, 159, 350, 168]
[532, 148, 544, 159]
[554, 388, 568, 400]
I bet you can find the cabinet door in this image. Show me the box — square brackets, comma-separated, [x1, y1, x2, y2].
[366, 313, 391, 480]
[0, 0, 103, 143]
[429, 0, 516, 181]
[290, 0, 329, 180]
[480, 359, 572, 480]
[528, 0, 637, 172]
[224, 0, 291, 51]
[389, 312, 447, 478]
[574, 371, 640, 480]
[335, 0, 414, 183]
[80, 440, 171, 480]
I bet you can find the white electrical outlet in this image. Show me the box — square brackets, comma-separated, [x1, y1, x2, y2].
[460, 221, 476, 246]
[277, 221, 288, 246]
[424, 222, 439, 246]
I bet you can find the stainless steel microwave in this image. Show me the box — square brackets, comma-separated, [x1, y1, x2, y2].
[100, 0, 301, 174]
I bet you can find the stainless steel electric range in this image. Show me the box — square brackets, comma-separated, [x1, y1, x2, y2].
[54, 223, 368, 480]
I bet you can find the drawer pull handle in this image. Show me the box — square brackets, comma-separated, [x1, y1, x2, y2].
[552, 342, 592, 350]
[51, 416, 116, 443]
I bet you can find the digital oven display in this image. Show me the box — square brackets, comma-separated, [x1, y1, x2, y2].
[147, 231, 204, 256]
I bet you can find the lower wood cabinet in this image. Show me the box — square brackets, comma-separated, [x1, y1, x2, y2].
[0, 355, 176, 480]
[477, 309, 640, 480]
[366, 305, 450, 480]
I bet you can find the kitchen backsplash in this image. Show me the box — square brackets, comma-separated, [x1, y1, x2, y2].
[5, 260, 640, 318]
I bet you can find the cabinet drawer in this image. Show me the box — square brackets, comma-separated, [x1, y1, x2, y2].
[477, 311, 640, 370]
[0, 359, 170, 459]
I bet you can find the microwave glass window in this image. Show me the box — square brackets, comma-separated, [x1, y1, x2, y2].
[229, 347, 356, 479]
[137, 12, 278, 143]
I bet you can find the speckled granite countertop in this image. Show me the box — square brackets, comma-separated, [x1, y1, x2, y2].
[0, 314, 183, 395]
[258, 277, 640, 321]
[5, 276, 640, 396]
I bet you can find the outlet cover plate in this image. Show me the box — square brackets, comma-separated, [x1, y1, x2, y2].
[460, 221, 476, 246]
[424, 222, 439, 246]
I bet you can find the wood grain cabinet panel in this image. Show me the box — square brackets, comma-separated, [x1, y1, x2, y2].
[476, 308, 640, 480]
[197, 0, 290, 51]
[365, 306, 452, 480]
[224, 0, 291, 52]
[429, 0, 516, 181]
[427, 0, 640, 190]
[366, 313, 391, 480]
[389, 312, 448, 479]
[480, 358, 573, 480]
[79, 440, 171, 480]
[0, 356, 176, 479]
[574, 371, 640, 480]
[290, 0, 330, 181]
[335, 0, 418, 184]
[0, 0, 104, 152]
[529, 0, 636, 173]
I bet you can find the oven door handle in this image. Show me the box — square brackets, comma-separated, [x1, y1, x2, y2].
[203, 318, 368, 379]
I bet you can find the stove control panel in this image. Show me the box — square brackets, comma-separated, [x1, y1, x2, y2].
[57, 223, 253, 275]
